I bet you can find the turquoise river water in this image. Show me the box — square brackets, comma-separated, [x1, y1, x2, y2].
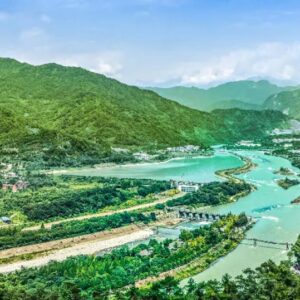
[65, 150, 300, 282]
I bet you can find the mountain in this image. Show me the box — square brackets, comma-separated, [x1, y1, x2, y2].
[264, 89, 300, 120]
[0, 58, 288, 166]
[149, 80, 294, 111]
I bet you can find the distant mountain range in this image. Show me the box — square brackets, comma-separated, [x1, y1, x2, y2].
[148, 80, 297, 111]
[0, 58, 289, 166]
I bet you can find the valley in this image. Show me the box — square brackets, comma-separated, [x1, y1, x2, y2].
[1, 60, 300, 299]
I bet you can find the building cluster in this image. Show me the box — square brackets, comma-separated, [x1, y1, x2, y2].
[0, 164, 28, 193]
[271, 128, 300, 135]
[272, 138, 300, 143]
[290, 149, 300, 154]
[236, 140, 261, 147]
[272, 137, 300, 149]
[133, 152, 154, 161]
[166, 145, 200, 153]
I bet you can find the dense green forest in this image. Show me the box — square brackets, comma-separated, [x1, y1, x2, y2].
[122, 259, 300, 299]
[165, 181, 252, 207]
[0, 58, 288, 166]
[0, 175, 170, 222]
[124, 236, 300, 299]
[264, 88, 300, 119]
[0, 214, 247, 299]
[122, 237, 300, 299]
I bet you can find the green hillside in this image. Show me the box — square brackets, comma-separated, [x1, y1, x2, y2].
[0, 58, 288, 166]
[264, 89, 300, 119]
[149, 80, 293, 111]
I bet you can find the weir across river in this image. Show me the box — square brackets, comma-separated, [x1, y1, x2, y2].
[167, 208, 225, 221]
[166, 208, 293, 250]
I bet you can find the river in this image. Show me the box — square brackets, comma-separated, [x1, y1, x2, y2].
[64, 150, 300, 282]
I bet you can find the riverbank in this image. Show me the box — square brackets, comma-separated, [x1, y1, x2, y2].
[0, 212, 184, 269]
[134, 216, 254, 289]
[0, 225, 154, 273]
[135, 238, 241, 288]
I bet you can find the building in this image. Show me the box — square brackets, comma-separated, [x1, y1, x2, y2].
[170, 180, 200, 193]
[177, 184, 199, 193]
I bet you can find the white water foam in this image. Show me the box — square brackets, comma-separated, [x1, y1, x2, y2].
[261, 215, 279, 222]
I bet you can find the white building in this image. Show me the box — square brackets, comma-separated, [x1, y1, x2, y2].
[177, 184, 199, 193]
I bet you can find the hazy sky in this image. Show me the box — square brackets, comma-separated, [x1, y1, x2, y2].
[1, 0, 300, 86]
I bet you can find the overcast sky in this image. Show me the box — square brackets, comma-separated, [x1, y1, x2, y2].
[1, 0, 300, 86]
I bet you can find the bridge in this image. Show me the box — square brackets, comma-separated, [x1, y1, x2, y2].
[244, 238, 293, 250]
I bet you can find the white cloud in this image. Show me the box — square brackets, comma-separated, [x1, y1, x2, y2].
[181, 43, 300, 85]
[48, 52, 123, 78]
[0, 44, 123, 79]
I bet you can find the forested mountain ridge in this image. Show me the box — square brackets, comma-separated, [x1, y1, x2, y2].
[0, 58, 289, 166]
[264, 88, 300, 120]
[149, 80, 294, 111]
